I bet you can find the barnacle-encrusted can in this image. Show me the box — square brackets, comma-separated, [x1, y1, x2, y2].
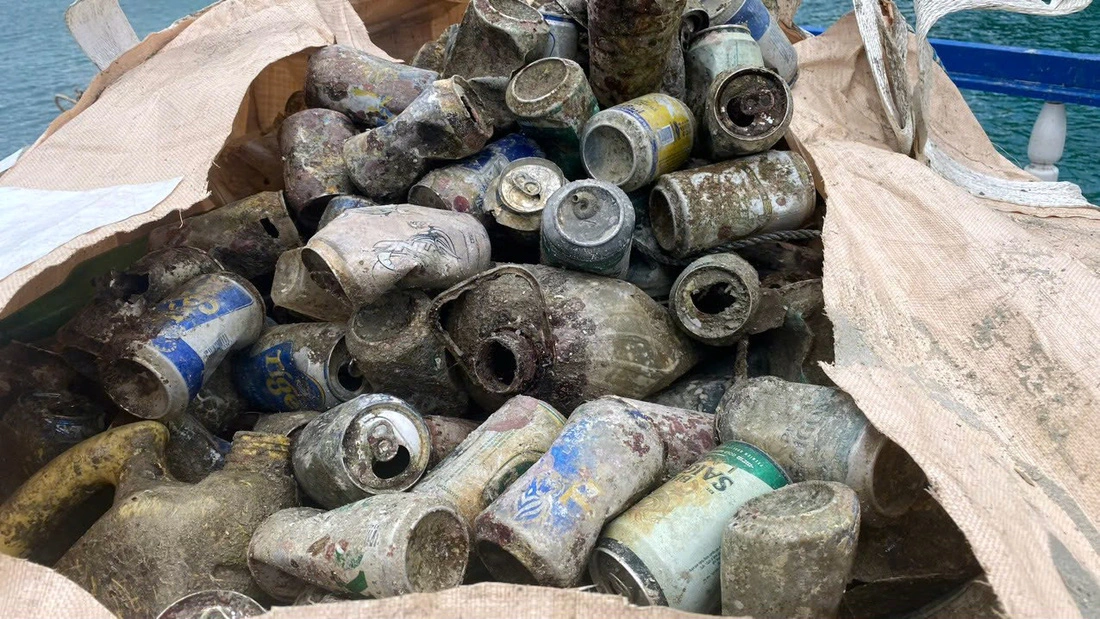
[591, 441, 790, 612]
[409, 133, 544, 218]
[506, 57, 599, 178]
[344, 78, 493, 201]
[588, 0, 688, 106]
[148, 192, 302, 280]
[414, 395, 566, 526]
[443, 0, 550, 79]
[345, 290, 470, 417]
[721, 481, 861, 619]
[716, 377, 927, 523]
[279, 108, 356, 226]
[650, 151, 816, 258]
[247, 495, 469, 601]
[304, 45, 438, 128]
[302, 204, 492, 307]
[292, 394, 432, 508]
[540, 179, 636, 278]
[270, 248, 353, 323]
[582, 94, 695, 192]
[431, 264, 698, 413]
[701, 0, 798, 83]
[233, 323, 367, 413]
[100, 272, 265, 420]
[485, 157, 566, 233]
[670, 253, 762, 346]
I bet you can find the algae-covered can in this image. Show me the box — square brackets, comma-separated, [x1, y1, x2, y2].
[582, 94, 695, 192]
[590, 441, 789, 612]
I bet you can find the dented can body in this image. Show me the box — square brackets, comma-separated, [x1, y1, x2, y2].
[591, 441, 789, 612]
[345, 290, 469, 417]
[414, 395, 566, 526]
[716, 377, 927, 523]
[424, 416, 481, 469]
[722, 481, 861, 619]
[100, 272, 265, 420]
[344, 78, 494, 201]
[540, 179, 635, 278]
[506, 58, 598, 178]
[270, 248, 354, 323]
[649, 151, 816, 258]
[588, 0, 688, 106]
[234, 323, 367, 413]
[486, 158, 566, 233]
[280, 108, 356, 224]
[409, 133, 544, 218]
[582, 94, 695, 192]
[684, 24, 763, 116]
[443, 0, 550, 80]
[302, 204, 492, 307]
[293, 394, 432, 508]
[702, 0, 798, 83]
[248, 495, 469, 601]
[305, 45, 438, 128]
[432, 264, 698, 413]
[148, 192, 302, 279]
[670, 253, 761, 345]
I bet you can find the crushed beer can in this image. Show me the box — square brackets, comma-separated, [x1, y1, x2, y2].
[485, 157, 566, 234]
[279, 108, 356, 227]
[540, 179, 636, 278]
[305, 45, 438, 128]
[588, 0, 688, 106]
[506, 57, 598, 178]
[443, 0, 550, 80]
[251, 410, 321, 440]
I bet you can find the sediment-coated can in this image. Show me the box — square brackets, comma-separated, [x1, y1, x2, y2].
[148, 192, 301, 280]
[721, 481, 861, 619]
[591, 441, 790, 612]
[187, 361, 246, 434]
[506, 57, 599, 178]
[164, 412, 232, 483]
[486, 157, 567, 233]
[413, 396, 566, 527]
[345, 290, 470, 418]
[233, 323, 368, 413]
[252, 411, 320, 440]
[649, 150, 816, 258]
[279, 109, 356, 226]
[304, 45, 439, 128]
[413, 24, 458, 73]
[302, 204, 492, 307]
[100, 272, 265, 420]
[540, 179, 636, 278]
[443, 0, 550, 80]
[248, 495, 469, 601]
[270, 248, 354, 324]
[582, 94, 695, 192]
[344, 77, 493, 201]
[588, 0, 688, 106]
[424, 416, 480, 469]
[155, 590, 264, 619]
[651, 374, 731, 414]
[701, 0, 798, 83]
[702, 65, 792, 159]
[670, 253, 762, 346]
[316, 195, 377, 230]
[539, 7, 581, 62]
[409, 133, 544, 218]
[716, 377, 927, 523]
[293, 394, 432, 508]
[685, 25, 763, 116]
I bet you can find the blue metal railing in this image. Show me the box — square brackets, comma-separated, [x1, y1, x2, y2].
[802, 26, 1100, 107]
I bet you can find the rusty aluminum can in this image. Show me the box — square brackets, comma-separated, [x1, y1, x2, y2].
[424, 416, 480, 469]
[156, 590, 264, 619]
[100, 272, 265, 420]
[303, 204, 491, 307]
[540, 7, 581, 62]
[716, 377, 927, 523]
[293, 394, 432, 508]
[540, 179, 635, 278]
[670, 253, 761, 345]
[345, 290, 469, 417]
[148, 192, 302, 280]
[588, 0, 687, 106]
[704, 64, 792, 159]
[506, 57, 599, 179]
[431, 264, 698, 413]
[702, 0, 797, 83]
[164, 412, 232, 483]
[582, 94, 695, 192]
[345, 77, 493, 201]
[279, 109, 356, 226]
[248, 495, 468, 601]
[234, 323, 367, 413]
[722, 481, 861, 619]
[413, 24, 458, 73]
[409, 133, 544, 218]
[414, 396, 566, 527]
[443, 0, 550, 80]
[305, 45, 438, 128]
[591, 441, 789, 612]
[685, 25, 763, 116]
[486, 157, 566, 233]
[650, 151, 815, 258]
[270, 248, 354, 323]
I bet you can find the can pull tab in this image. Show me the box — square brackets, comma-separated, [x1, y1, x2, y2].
[570, 192, 598, 220]
[365, 419, 400, 462]
[509, 171, 544, 199]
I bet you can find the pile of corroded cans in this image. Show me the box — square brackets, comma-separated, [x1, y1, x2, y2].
[0, 0, 992, 618]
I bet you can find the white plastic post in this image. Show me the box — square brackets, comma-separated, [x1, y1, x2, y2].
[1024, 102, 1067, 183]
[65, 0, 140, 71]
